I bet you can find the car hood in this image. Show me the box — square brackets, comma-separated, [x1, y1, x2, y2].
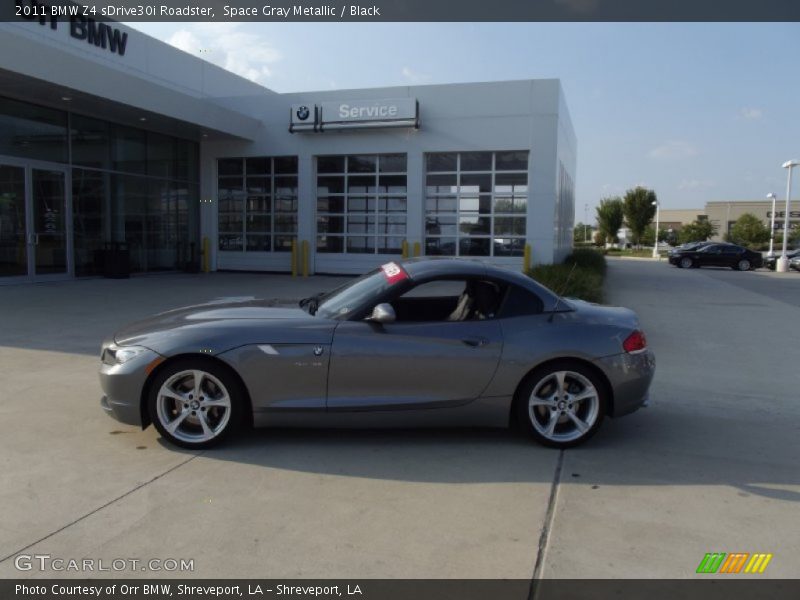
[114, 299, 336, 355]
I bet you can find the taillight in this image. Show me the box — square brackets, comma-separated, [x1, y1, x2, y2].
[623, 330, 647, 354]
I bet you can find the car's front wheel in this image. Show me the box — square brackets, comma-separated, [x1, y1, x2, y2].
[148, 359, 244, 449]
[679, 257, 693, 269]
[516, 362, 607, 448]
[736, 259, 752, 271]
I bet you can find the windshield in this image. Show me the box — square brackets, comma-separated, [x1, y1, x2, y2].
[313, 267, 393, 319]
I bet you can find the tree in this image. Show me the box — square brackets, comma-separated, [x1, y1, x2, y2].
[677, 219, 718, 244]
[622, 187, 657, 247]
[728, 213, 769, 247]
[595, 197, 624, 244]
[641, 226, 671, 247]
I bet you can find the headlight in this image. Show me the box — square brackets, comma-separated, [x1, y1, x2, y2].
[101, 345, 148, 365]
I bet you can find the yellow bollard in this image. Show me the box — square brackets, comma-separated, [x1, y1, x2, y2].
[401, 240, 409, 259]
[202, 236, 210, 273]
[302, 240, 309, 278]
[290, 239, 298, 277]
[413, 241, 421, 257]
[523, 244, 532, 273]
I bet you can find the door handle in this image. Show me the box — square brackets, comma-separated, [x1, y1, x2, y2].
[462, 337, 489, 348]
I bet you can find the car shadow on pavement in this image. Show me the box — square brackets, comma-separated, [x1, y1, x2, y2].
[180, 398, 800, 503]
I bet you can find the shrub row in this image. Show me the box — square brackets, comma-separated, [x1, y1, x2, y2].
[564, 248, 607, 276]
[526, 249, 607, 304]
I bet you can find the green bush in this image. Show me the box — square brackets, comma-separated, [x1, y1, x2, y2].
[527, 264, 604, 303]
[526, 249, 607, 303]
[564, 248, 607, 276]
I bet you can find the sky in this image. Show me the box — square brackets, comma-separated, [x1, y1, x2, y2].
[129, 22, 800, 222]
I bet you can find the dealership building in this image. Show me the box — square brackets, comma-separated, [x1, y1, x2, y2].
[0, 19, 576, 282]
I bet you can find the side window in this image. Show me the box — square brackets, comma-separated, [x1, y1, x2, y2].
[497, 284, 544, 318]
[392, 278, 505, 322]
[721, 246, 740, 255]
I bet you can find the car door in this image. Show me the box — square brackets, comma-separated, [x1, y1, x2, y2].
[720, 245, 742, 267]
[326, 279, 503, 411]
[698, 244, 722, 266]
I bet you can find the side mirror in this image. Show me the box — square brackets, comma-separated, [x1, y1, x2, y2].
[367, 303, 396, 323]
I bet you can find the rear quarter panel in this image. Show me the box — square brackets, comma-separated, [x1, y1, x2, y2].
[483, 312, 632, 398]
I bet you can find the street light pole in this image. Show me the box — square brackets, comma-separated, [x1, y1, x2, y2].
[584, 203, 588, 243]
[776, 160, 799, 273]
[651, 200, 660, 259]
[766, 192, 777, 258]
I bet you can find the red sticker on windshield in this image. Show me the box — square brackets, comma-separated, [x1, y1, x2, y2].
[381, 262, 408, 284]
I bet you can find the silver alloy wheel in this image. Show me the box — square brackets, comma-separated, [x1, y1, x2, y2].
[527, 370, 600, 443]
[680, 257, 693, 269]
[155, 369, 232, 444]
[738, 259, 751, 271]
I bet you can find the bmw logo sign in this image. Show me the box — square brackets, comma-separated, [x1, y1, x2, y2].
[296, 106, 310, 121]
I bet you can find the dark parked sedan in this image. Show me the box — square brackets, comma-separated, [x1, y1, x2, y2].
[763, 248, 800, 270]
[100, 259, 655, 450]
[667, 241, 713, 257]
[668, 243, 763, 270]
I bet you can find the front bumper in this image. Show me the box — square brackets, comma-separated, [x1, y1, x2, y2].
[595, 349, 656, 417]
[98, 345, 161, 427]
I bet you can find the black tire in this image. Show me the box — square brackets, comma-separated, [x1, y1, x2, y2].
[679, 257, 693, 269]
[515, 361, 608, 449]
[736, 259, 751, 271]
[148, 358, 244, 449]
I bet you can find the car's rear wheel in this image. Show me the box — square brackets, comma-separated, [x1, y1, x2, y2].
[148, 359, 243, 449]
[679, 257, 693, 269]
[736, 259, 751, 271]
[516, 362, 607, 448]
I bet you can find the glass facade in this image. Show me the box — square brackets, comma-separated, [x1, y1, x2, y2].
[71, 115, 199, 275]
[0, 96, 200, 278]
[316, 154, 407, 254]
[0, 165, 27, 276]
[217, 157, 298, 253]
[425, 151, 528, 257]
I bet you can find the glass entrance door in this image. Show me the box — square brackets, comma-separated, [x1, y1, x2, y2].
[0, 160, 70, 282]
[0, 165, 28, 279]
[31, 168, 68, 276]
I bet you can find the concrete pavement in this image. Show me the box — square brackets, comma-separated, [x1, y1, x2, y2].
[543, 259, 800, 578]
[0, 272, 556, 579]
[0, 263, 798, 580]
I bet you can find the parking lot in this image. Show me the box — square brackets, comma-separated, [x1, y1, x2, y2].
[0, 260, 798, 579]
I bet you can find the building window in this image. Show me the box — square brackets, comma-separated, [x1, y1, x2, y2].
[425, 151, 528, 257]
[0, 96, 68, 164]
[217, 156, 298, 252]
[316, 154, 407, 254]
[556, 162, 574, 250]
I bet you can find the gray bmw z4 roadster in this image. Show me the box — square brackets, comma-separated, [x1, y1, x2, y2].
[100, 258, 655, 449]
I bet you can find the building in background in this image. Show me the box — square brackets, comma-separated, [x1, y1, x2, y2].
[0, 19, 575, 282]
[654, 203, 799, 242]
[658, 209, 708, 233]
[705, 201, 800, 241]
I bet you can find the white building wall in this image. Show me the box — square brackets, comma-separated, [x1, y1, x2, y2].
[202, 79, 574, 274]
[1, 20, 577, 277]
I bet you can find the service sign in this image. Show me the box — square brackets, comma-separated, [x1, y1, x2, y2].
[321, 98, 417, 124]
[289, 98, 419, 132]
